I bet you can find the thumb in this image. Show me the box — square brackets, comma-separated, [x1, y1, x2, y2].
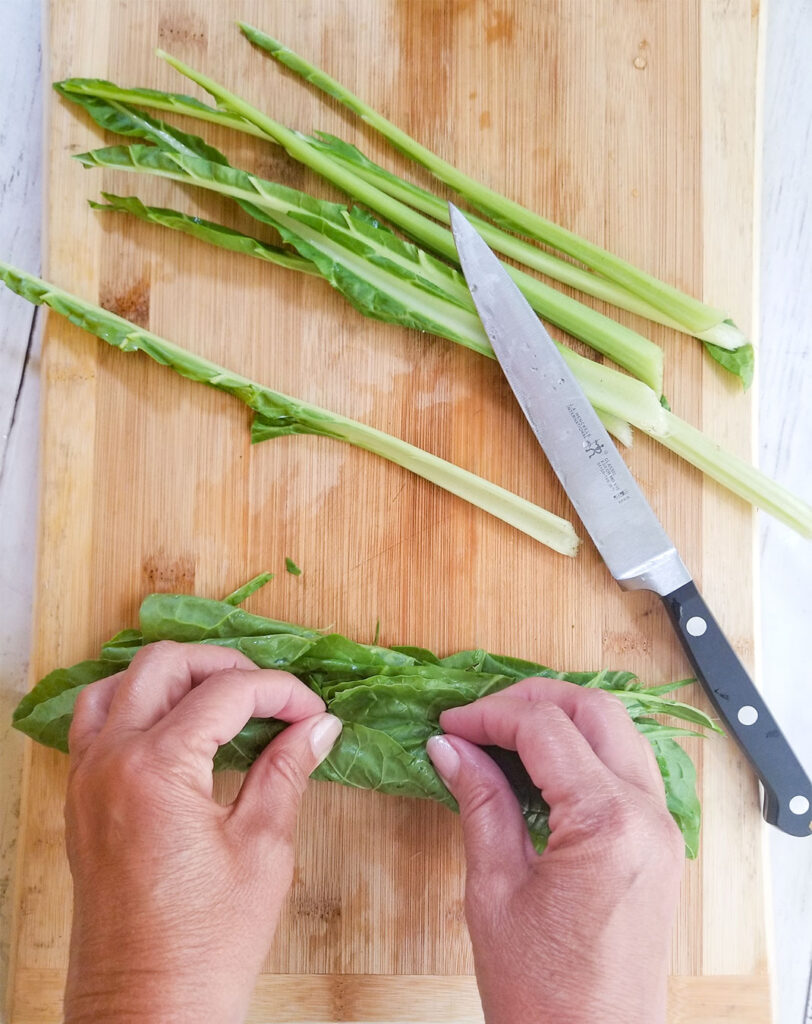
[427, 734, 533, 880]
[232, 712, 343, 842]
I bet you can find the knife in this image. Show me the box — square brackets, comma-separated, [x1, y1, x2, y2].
[449, 203, 812, 838]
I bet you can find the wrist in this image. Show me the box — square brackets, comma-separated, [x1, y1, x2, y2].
[65, 930, 259, 1024]
[64, 962, 254, 1024]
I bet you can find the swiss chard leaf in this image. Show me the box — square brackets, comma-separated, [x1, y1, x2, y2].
[93, 193, 318, 276]
[12, 659, 124, 753]
[313, 722, 455, 808]
[11, 589, 709, 856]
[649, 737, 702, 858]
[704, 338, 755, 390]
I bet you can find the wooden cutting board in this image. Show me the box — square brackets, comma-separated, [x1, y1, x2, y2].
[8, 1, 770, 1020]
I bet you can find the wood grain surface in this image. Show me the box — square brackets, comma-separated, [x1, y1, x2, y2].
[7, 1, 770, 1020]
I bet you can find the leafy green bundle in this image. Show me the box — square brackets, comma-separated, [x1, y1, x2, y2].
[12, 577, 719, 858]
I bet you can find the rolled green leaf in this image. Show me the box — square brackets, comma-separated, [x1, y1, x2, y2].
[12, 585, 712, 855]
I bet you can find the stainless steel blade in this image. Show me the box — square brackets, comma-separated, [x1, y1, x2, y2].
[449, 203, 690, 595]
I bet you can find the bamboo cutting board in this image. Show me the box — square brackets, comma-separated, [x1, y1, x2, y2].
[8, 1, 769, 1020]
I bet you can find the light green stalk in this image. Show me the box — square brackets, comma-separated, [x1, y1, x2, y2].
[53, 79, 699, 339]
[655, 413, 812, 536]
[55, 75, 753, 387]
[76, 144, 666, 435]
[239, 23, 741, 343]
[0, 262, 580, 555]
[55, 89, 808, 533]
[95, 193, 636, 447]
[153, 50, 665, 394]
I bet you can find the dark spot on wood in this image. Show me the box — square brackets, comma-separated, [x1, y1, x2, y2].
[601, 630, 650, 655]
[292, 890, 342, 924]
[479, 109, 492, 130]
[141, 554, 195, 593]
[158, 13, 207, 48]
[100, 277, 150, 328]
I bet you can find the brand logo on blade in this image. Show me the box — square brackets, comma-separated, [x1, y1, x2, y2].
[566, 403, 631, 505]
[584, 439, 605, 458]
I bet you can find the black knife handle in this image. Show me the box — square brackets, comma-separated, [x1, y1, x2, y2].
[662, 580, 812, 838]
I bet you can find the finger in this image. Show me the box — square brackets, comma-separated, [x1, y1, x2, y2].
[103, 641, 261, 731]
[427, 734, 533, 882]
[149, 668, 325, 770]
[231, 712, 342, 842]
[439, 693, 616, 811]
[68, 672, 125, 761]
[441, 677, 662, 797]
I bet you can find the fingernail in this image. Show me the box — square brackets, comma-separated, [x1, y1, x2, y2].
[426, 735, 459, 788]
[310, 714, 343, 764]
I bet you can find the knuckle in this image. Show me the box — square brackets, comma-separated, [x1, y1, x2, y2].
[110, 740, 149, 786]
[460, 778, 502, 822]
[588, 789, 683, 866]
[267, 746, 311, 796]
[526, 697, 559, 718]
[71, 684, 96, 720]
[131, 639, 181, 670]
[580, 687, 622, 714]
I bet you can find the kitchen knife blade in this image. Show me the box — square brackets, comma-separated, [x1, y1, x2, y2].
[449, 202, 812, 838]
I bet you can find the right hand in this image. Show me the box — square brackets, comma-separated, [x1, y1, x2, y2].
[427, 678, 684, 1024]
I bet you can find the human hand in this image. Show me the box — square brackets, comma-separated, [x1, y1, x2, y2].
[63, 641, 342, 1024]
[427, 678, 684, 1024]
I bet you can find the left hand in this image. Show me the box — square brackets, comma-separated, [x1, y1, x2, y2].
[63, 640, 342, 1024]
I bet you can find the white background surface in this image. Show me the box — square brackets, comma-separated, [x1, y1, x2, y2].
[0, 2, 809, 1021]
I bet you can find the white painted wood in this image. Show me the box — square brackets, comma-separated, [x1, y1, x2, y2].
[0, 0, 42, 1012]
[0, 0, 42, 459]
[759, 4, 812, 1023]
[0, 2, 808, 1020]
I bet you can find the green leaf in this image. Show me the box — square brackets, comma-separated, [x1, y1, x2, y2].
[222, 572, 274, 606]
[54, 82, 231, 163]
[203, 634, 318, 674]
[285, 557, 302, 576]
[704, 339, 755, 390]
[92, 193, 318, 276]
[213, 717, 287, 771]
[99, 628, 145, 663]
[313, 722, 455, 807]
[140, 593, 320, 642]
[12, 659, 124, 752]
[648, 737, 702, 858]
[612, 690, 723, 733]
